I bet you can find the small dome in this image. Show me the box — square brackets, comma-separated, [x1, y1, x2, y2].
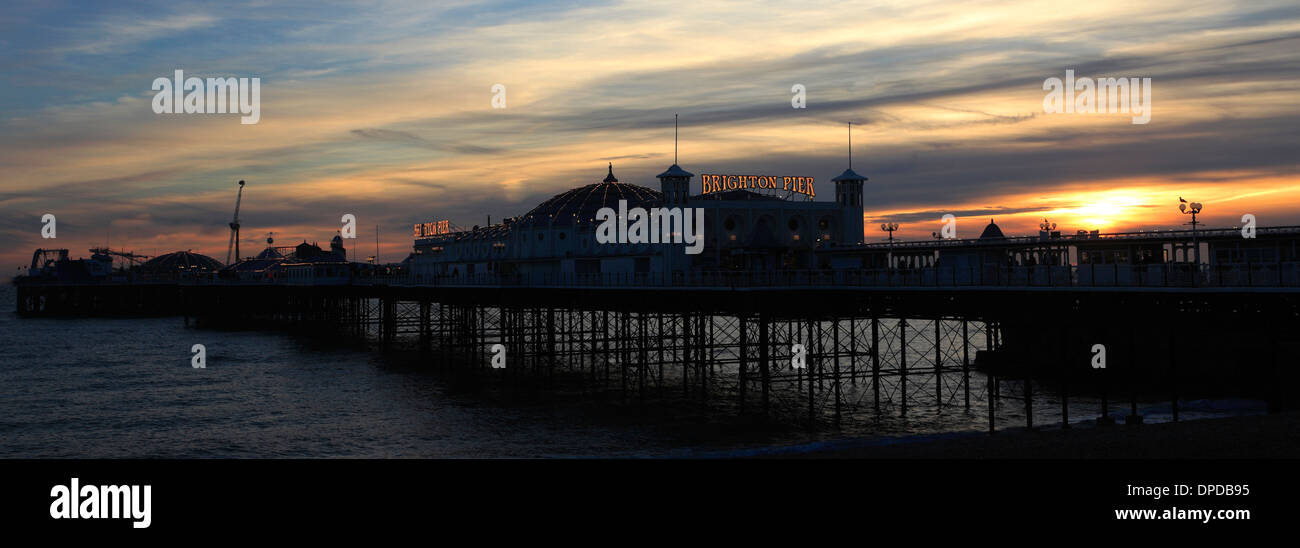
[979, 219, 1006, 240]
[656, 164, 694, 179]
[140, 250, 224, 272]
[831, 168, 868, 182]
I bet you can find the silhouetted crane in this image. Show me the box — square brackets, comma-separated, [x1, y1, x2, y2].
[226, 180, 245, 265]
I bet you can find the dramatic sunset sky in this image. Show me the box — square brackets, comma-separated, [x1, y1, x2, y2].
[2, 0, 1298, 268]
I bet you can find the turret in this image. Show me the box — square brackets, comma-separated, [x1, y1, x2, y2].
[831, 168, 866, 244]
[330, 233, 346, 258]
[658, 114, 693, 207]
[656, 163, 694, 207]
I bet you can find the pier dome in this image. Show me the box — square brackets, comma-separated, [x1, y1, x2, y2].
[140, 250, 224, 272]
[979, 219, 1006, 240]
[518, 163, 661, 227]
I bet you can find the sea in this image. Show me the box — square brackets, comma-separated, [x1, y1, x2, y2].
[0, 285, 1267, 458]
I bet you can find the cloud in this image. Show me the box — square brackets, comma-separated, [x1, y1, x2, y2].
[55, 12, 219, 55]
[3, 0, 1300, 267]
[349, 128, 502, 154]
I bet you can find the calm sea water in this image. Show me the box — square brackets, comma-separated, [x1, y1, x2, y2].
[0, 285, 1264, 458]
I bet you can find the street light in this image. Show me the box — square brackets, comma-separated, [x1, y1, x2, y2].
[1038, 219, 1057, 265]
[1179, 197, 1203, 272]
[881, 222, 899, 269]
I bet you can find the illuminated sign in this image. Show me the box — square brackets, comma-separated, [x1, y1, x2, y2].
[700, 174, 815, 197]
[413, 220, 452, 238]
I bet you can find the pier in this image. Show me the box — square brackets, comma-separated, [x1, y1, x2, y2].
[17, 256, 1300, 431]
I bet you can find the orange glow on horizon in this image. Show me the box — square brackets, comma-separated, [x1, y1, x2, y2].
[866, 173, 1300, 242]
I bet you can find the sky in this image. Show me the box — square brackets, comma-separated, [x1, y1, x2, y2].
[1, 0, 1298, 269]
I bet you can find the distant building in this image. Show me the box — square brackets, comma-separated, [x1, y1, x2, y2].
[221, 236, 351, 283]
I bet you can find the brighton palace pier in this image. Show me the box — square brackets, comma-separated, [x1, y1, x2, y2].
[408, 162, 867, 281]
[16, 147, 1300, 427]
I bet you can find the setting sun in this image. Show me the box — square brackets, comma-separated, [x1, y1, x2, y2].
[1054, 193, 1148, 230]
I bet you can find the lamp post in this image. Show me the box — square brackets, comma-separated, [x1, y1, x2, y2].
[1179, 198, 1203, 281]
[881, 222, 899, 270]
[1039, 219, 1057, 265]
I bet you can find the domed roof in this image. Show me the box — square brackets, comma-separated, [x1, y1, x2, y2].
[140, 250, 224, 272]
[519, 164, 661, 227]
[979, 219, 1006, 240]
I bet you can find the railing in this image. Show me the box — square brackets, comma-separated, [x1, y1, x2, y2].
[30, 263, 1297, 290]
[383, 262, 1300, 289]
[850, 225, 1300, 250]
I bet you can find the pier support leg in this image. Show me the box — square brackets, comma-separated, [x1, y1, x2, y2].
[849, 318, 857, 386]
[658, 313, 665, 396]
[935, 316, 943, 410]
[759, 314, 770, 417]
[986, 320, 996, 434]
[621, 312, 629, 405]
[603, 310, 611, 383]
[639, 313, 647, 405]
[900, 318, 908, 416]
[738, 315, 748, 415]
[962, 320, 970, 409]
[871, 317, 880, 414]
[794, 322, 802, 391]
[701, 315, 710, 401]
[816, 320, 824, 392]
[833, 318, 841, 421]
[547, 308, 557, 385]
[682, 313, 690, 398]
[807, 319, 816, 425]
